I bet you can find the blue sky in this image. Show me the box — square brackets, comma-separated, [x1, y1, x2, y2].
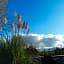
[7, 0, 64, 34]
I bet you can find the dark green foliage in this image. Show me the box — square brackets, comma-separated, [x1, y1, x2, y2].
[0, 40, 10, 64]
[25, 45, 40, 57]
[10, 35, 25, 64]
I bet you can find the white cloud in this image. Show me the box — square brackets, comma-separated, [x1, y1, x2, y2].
[22, 34, 64, 50]
[5, 33, 64, 50]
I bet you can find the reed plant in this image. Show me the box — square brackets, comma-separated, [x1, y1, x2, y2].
[0, 12, 41, 64]
[0, 12, 35, 64]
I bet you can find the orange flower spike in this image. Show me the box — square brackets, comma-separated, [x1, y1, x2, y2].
[17, 15, 22, 23]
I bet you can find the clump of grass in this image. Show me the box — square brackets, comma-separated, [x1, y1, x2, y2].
[0, 12, 41, 64]
[0, 12, 33, 64]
